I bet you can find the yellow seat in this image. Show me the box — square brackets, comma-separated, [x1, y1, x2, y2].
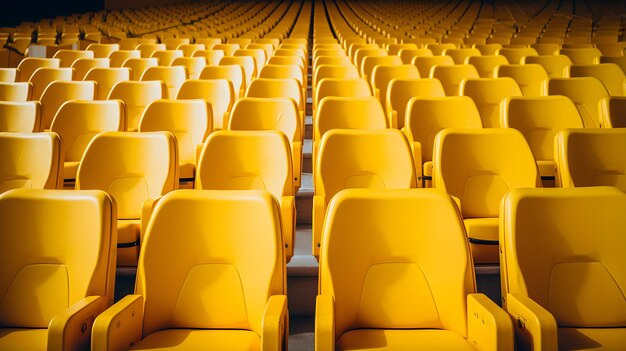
[71, 58, 110, 80]
[413, 55, 455, 77]
[122, 57, 159, 81]
[314, 77, 372, 114]
[52, 49, 94, 67]
[247, 43, 274, 60]
[200, 64, 245, 98]
[246, 78, 305, 132]
[107, 80, 167, 132]
[84, 67, 131, 100]
[0, 101, 41, 132]
[86, 43, 120, 58]
[140, 65, 188, 99]
[433, 128, 539, 264]
[444, 47, 482, 64]
[171, 56, 205, 80]
[196, 130, 295, 262]
[0, 132, 62, 192]
[76, 131, 178, 267]
[600, 56, 626, 75]
[500, 186, 626, 350]
[600, 96, 626, 128]
[430, 64, 480, 96]
[150, 49, 184, 66]
[496, 64, 549, 97]
[40, 81, 97, 130]
[50, 100, 124, 182]
[387, 43, 418, 55]
[497, 47, 538, 64]
[569, 63, 626, 96]
[523, 55, 572, 78]
[258, 64, 306, 100]
[16, 57, 60, 82]
[195, 37, 222, 49]
[531, 42, 562, 55]
[0, 68, 17, 83]
[135, 43, 166, 58]
[559, 47, 602, 64]
[554, 128, 626, 190]
[371, 64, 420, 104]
[233, 48, 266, 76]
[474, 43, 503, 55]
[177, 78, 235, 131]
[163, 37, 190, 50]
[466, 55, 510, 78]
[0, 188, 116, 350]
[386, 78, 446, 129]
[316, 188, 513, 350]
[267, 55, 305, 70]
[360, 55, 402, 83]
[108, 50, 141, 67]
[460, 77, 523, 127]
[502, 96, 583, 187]
[220, 56, 255, 87]
[213, 43, 240, 56]
[313, 64, 360, 96]
[405, 96, 483, 187]
[91, 189, 287, 351]
[139, 99, 212, 186]
[178, 44, 206, 57]
[312, 56, 352, 72]
[0, 82, 32, 102]
[398, 48, 433, 64]
[29, 67, 73, 101]
[545, 77, 609, 128]
[313, 129, 416, 258]
[314, 95, 387, 144]
[193, 49, 226, 65]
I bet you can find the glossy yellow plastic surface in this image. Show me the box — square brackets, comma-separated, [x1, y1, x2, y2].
[135, 43, 166, 59]
[0, 188, 116, 350]
[71, 58, 110, 80]
[150, 49, 183, 66]
[386, 78, 445, 129]
[0, 100, 41, 132]
[16, 57, 60, 82]
[559, 47, 602, 64]
[313, 64, 359, 94]
[413, 55, 454, 77]
[200, 64, 245, 98]
[107, 80, 167, 131]
[0, 132, 62, 192]
[405, 96, 482, 187]
[87, 43, 120, 58]
[361, 55, 402, 83]
[53, 49, 94, 67]
[314, 96, 387, 142]
[246, 77, 305, 115]
[92, 190, 287, 351]
[317, 189, 512, 350]
[500, 187, 626, 350]
[554, 128, 626, 190]
[40, 81, 97, 130]
[0, 82, 32, 102]
[313, 129, 416, 258]
[140, 65, 188, 100]
[76, 131, 178, 266]
[51, 100, 125, 181]
[524, 55, 572, 78]
[545, 77, 609, 128]
[193, 50, 226, 66]
[29, 67, 73, 100]
[398, 48, 433, 64]
[600, 96, 626, 128]
[122, 58, 158, 81]
[371, 64, 420, 104]
[496, 64, 549, 97]
[176, 79, 234, 130]
[315, 78, 372, 113]
[108, 50, 141, 68]
[85, 67, 131, 101]
[569, 63, 626, 96]
[467, 55, 510, 78]
[220, 56, 255, 86]
[433, 128, 539, 264]
[431, 64, 480, 96]
[497, 47, 538, 64]
[460, 77, 522, 128]
[234, 48, 266, 76]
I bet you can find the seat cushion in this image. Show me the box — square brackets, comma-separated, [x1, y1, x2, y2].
[0, 328, 48, 350]
[558, 327, 626, 350]
[117, 219, 140, 267]
[337, 329, 475, 351]
[64, 161, 80, 180]
[178, 162, 195, 180]
[130, 329, 260, 350]
[464, 217, 499, 264]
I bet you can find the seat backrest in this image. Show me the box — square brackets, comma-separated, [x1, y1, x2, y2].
[555, 128, 626, 191]
[177, 79, 234, 130]
[497, 47, 538, 64]
[320, 188, 474, 336]
[245, 78, 304, 113]
[86, 43, 120, 58]
[193, 49, 226, 65]
[500, 186, 626, 328]
[140, 65, 188, 100]
[233, 48, 266, 75]
[317, 129, 416, 201]
[213, 43, 240, 56]
[29, 67, 73, 100]
[71, 58, 110, 80]
[0, 188, 116, 328]
[40, 81, 97, 130]
[313, 56, 352, 72]
[0, 132, 62, 192]
[16, 57, 60, 82]
[444, 47, 482, 64]
[150, 49, 184, 66]
[546, 77, 609, 128]
[228, 97, 299, 143]
[398, 48, 433, 64]
[569, 63, 626, 96]
[413, 55, 454, 77]
[196, 130, 293, 198]
[268, 55, 305, 69]
[313, 64, 359, 92]
[523, 55, 572, 78]
[52, 49, 94, 67]
[460, 77, 523, 127]
[0, 101, 42, 132]
[108, 50, 141, 67]
[0, 82, 32, 102]
[430, 64, 480, 96]
[466, 55, 509, 78]
[559, 47, 602, 64]
[178, 44, 206, 57]
[406, 96, 482, 164]
[163, 38, 190, 50]
[433, 128, 539, 219]
[315, 96, 387, 141]
[122, 58, 159, 80]
[259, 64, 304, 87]
[502, 96, 583, 164]
[315, 78, 372, 111]
[496, 64, 549, 97]
[135, 43, 166, 58]
[199, 65, 244, 97]
[427, 42, 458, 55]
[361, 55, 402, 82]
[84, 67, 131, 100]
[107, 80, 167, 131]
[137, 189, 284, 336]
[474, 43, 503, 55]
[371, 64, 420, 104]
[386, 78, 446, 129]
[139, 99, 211, 164]
[600, 96, 626, 128]
[171, 57, 206, 80]
[220, 56, 255, 86]
[76, 131, 178, 219]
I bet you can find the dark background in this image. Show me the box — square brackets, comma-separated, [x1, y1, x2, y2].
[0, 0, 104, 27]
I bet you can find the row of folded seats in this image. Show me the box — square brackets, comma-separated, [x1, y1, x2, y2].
[1, 185, 624, 350]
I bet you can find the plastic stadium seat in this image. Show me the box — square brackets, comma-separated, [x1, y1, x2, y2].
[40, 81, 97, 130]
[600, 96, 626, 128]
[360, 55, 402, 82]
[0, 132, 62, 192]
[122, 57, 159, 81]
[559, 47, 602, 64]
[107, 80, 167, 131]
[0, 82, 31, 102]
[545, 77, 609, 128]
[247, 43, 274, 60]
[496, 64, 549, 97]
[413, 55, 454, 77]
[108, 50, 141, 67]
[86, 43, 120, 58]
[0, 68, 17, 83]
[523, 55, 572, 78]
[371, 64, 420, 104]
[313, 64, 359, 95]
[150, 49, 184, 66]
[258, 64, 306, 100]
[71, 58, 110, 80]
[178, 44, 206, 57]
[163, 37, 190, 50]
[497, 47, 538, 64]
[76, 131, 178, 267]
[246, 78, 305, 130]
[16, 57, 60, 82]
[29, 67, 73, 100]
[50, 100, 124, 182]
[196, 130, 295, 261]
[195, 37, 222, 49]
[430, 64, 480, 96]
[569, 63, 626, 96]
[0, 188, 116, 350]
[0, 101, 41, 132]
[313, 56, 352, 72]
[84, 67, 131, 100]
[171, 56, 206, 80]
[140, 65, 188, 100]
[135, 43, 166, 58]
[200, 65, 245, 98]
[193, 49, 226, 66]
[213, 43, 240, 56]
[268, 55, 305, 70]
[600, 56, 626, 76]
[313, 129, 416, 258]
[427, 42, 458, 55]
[52, 49, 94, 67]
[531, 42, 562, 55]
[467, 55, 509, 78]
[500, 187, 626, 350]
[555, 128, 626, 190]
[177, 78, 235, 130]
[91, 189, 287, 351]
[460, 77, 523, 127]
[502, 96, 583, 186]
[316, 188, 513, 350]
[220, 56, 255, 86]
[139, 99, 212, 186]
[234, 48, 267, 75]
[405, 96, 483, 187]
[398, 48, 433, 64]
[444, 47, 482, 64]
[474, 43, 503, 56]
[386, 78, 446, 129]
[314, 77, 372, 114]
[433, 128, 539, 264]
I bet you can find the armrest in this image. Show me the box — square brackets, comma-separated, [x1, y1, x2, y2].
[467, 293, 513, 351]
[374, 88, 380, 101]
[48, 295, 105, 351]
[315, 294, 335, 351]
[141, 196, 163, 238]
[292, 141, 302, 189]
[221, 111, 230, 131]
[280, 196, 295, 262]
[92, 294, 144, 351]
[312, 195, 326, 259]
[262, 295, 288, 351]
[389, 110, 398, 129]
[505, 293, 558, 351]
[195, 143, 204, 164]
[411, 141, 423, 187]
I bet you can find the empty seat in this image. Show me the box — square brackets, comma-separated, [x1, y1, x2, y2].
[467, 55, 509, 78]
[460, 77, 523, 127]
[360, 55, 402, 82]
[86, 43, 120, 58]
[524, 55, 572, 78]
[52, 49, 94, 67]
[545, 77, 609, 128]
[258, 64, 306, 99]
[122, 57, 159, 81]
[413, 55, 454, 77]
[386, 78, 446, 129]
[220, 56, 255, 87]
[500, 187, 626, 350]
[433, 128, 539, 264]
[193, 49, 226, 65]
[600, 96, 626, 128]
[496, 64, 549, 97]
[178, 43, 206, 57]
[108, 50, 141, 67]
[107, 80, 167, 131]
[40, 81, 97, 130]
[171, 56, 206, 80]
[371, 64, 420, 105]
[314, 95, 387, 144]
[140, 65, 188, 99]
[29, 67, 73, 100]
[0, 132, 62, 192]
[398, 48, 433, 64]
[135, 43, 166, 58]
[313, 129, 416, 258]
[200, 64, 245, 98]
[559, 47, 602, 64]
[16, 57, 60, 82]
[246, 78, 305, 130]
[92, 190, 287, 350]
[555, 128, 626, 190]
[151, 49, 184, 66]
[313, 64, 360, 95]
[430, 64, 480, 96]
[0, 82, 31, 102]
[71, 58, 110, 80]
[569, 63, 626, 96]
[316, 188, 513, 350]
[444, 47, 482, 64]
[233, 48, 266, 76]
[84, 67, 131, 100]
[314, 77, 372, 113]
[76, 131, 178, 267]
[0, 101, 41, 132]
[0, 188, 116, 350]
[497, 47, 538, 64]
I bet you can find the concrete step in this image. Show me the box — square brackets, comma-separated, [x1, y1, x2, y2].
[296, 172, 313, 224]
[287, 226, 318, 316]
[302, 138, 312, 174]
